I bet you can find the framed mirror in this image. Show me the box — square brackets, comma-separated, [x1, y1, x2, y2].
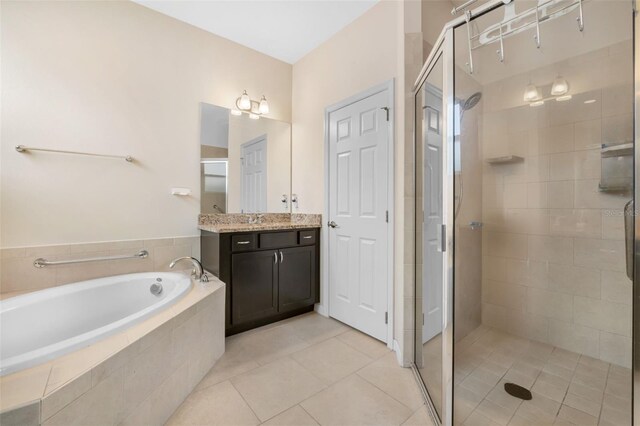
[199, 102, 291, 214]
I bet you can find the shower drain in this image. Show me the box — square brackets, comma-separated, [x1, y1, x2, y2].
[504, 383, 532, 400]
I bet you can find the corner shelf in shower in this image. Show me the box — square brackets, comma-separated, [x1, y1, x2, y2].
[485, 155, 524, 165]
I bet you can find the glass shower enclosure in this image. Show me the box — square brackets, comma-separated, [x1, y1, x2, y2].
[413, 0, 637, 424]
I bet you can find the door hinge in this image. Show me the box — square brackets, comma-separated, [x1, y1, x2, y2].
[385, 210, 389, 223]
[385, 312, 388, 324]
[380, 107, 390, 121]
[422, 313, 425, 326]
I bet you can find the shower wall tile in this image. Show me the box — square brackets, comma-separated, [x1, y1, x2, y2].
[0, 236, 200, 294]
[574, 296, 631, 337]
[539, 124, 574, 154]
[503, 183, 528, 208]
[547, 181, 574, 208]
[527, 235, 574, 265]
[547, 264, 600, 299]
[599, 332, 632, 368]
[526, 288, 573, 322]
[548, 320, 599, 360]
[549, 209, 602, 239]
[574, 238, 626, 272]
[600, 270, 632, 305]
[506, 259, 549, 289]
[574, 119, 602, 151]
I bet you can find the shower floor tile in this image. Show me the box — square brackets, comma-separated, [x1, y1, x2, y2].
[451, 327, 631, 426]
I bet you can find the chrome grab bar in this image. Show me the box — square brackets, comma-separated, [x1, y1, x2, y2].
[625, 200, 634, 280]
[34, 250, 148, 268]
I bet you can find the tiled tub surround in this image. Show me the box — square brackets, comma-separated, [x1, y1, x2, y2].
[198, 213, 322, 233]
[0, 236, 200, 295]
[0, 277, 225, 426]
[479, 40, 633, 368]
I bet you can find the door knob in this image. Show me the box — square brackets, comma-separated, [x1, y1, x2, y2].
[328, 221, 339, 228]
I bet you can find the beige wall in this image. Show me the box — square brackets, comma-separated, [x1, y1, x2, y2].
[291, 0, 407, 359]
[1, 0, 292, 248]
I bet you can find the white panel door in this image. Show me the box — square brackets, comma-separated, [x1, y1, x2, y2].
[423, 85, 443, 344]
[328, 90, 389, 342]
[241, 136, 267, 213]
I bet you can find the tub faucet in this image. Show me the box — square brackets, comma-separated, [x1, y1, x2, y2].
[169, 257, 209, 282]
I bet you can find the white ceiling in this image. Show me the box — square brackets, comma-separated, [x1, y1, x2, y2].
[133, 0, 379, 64]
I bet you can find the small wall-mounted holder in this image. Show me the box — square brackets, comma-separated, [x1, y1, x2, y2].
[291, 194, 299, 210]
[171, 187, 192, 196]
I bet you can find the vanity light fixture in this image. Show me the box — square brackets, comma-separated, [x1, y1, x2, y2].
[524, 76, 571, 106]
[550, 75, 569, 96]
[523, 83, 542, 103]
[234, 90, 270, 119]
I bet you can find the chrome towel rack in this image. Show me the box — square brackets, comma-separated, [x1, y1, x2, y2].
[15, 145, 134, 163]
[34, 250, 148, 268]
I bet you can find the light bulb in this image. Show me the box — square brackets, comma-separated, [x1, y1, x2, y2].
[523, 84, 541, 102]
[551, 76, 569, 96]
[239, 90, 251, 110]
[249, 113, 260, 120]
[259, 96, 270, 114]
[230, 109, 242, 116]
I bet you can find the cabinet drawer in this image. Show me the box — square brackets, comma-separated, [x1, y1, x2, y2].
[259, 231, 297, 249]
[231, 234, 257, 252]
[299, 230, 316, 245]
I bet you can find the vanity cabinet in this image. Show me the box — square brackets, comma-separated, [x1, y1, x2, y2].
[201, 228, 320, 335]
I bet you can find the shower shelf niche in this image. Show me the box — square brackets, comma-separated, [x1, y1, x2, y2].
[485, 155, 524, 165]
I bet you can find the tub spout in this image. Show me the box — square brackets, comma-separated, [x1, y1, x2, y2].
[169, 257, 208, 282]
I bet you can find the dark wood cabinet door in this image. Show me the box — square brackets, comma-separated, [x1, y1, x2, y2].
[231, 250, 278, 324]
[278, 245, 316, 313]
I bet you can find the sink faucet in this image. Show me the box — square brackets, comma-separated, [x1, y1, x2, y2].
[169, 256, 209, 282]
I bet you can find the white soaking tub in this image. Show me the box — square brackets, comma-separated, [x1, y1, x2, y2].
[0, 272, 191, 376]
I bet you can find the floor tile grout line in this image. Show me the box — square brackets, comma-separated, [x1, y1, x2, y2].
[227, 376, 265, 423]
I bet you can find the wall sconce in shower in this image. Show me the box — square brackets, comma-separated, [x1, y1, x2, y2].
[232, 90, 270, 119]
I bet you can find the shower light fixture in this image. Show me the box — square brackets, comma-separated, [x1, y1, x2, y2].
[234, 90, 270, 118]
[523, 84, 542, 102]
[551, 76, 569, 96]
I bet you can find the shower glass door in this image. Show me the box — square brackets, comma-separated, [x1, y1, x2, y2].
[452, 1, 634, 425]
[415, 51, 445, 420]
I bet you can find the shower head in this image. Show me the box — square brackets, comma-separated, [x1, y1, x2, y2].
[462, 92, 482, 112]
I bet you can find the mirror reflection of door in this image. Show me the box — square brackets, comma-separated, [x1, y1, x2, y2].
[241, 135, 267, 213]
[423, 85, 443, 345]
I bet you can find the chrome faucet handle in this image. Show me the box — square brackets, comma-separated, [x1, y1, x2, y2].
[256, 214, 265, 224]
[169, 256, 205, 281]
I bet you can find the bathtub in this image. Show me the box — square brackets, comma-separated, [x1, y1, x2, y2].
[0, 272, 191, 376]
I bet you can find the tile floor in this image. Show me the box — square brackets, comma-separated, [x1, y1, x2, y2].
[167, 313, 434, 426]
[452, 326, 632, 426]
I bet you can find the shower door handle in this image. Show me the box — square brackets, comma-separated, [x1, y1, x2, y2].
[437, 224, 447, 253]
[624, 200, 634, 280]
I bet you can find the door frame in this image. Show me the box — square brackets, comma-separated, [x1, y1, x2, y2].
[321, 79, 395, 349]
[240, 134, 268, 213]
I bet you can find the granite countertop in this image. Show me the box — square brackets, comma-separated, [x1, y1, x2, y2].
[198, 213, 322, 233]
[199, 222, 321, 233]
